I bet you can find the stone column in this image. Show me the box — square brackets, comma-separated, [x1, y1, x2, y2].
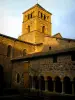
[53, 79, 55, 93]
[38, 76, 41, 90]
[31, 76, 35, 89]
[29, 75, 31, 89]
[61, 80, 64, 94]
[45, 79, 48, 91]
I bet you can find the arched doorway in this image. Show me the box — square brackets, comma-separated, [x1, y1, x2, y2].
[73, 77, 75, 94]
[40, 76, 45, 90]
[63, 76, 72, 94]
[33, 76, 39, 89]
[29, 76, 32, 88]
[0, 65, 4, 95]
[55, 76, 62, 93]
[47, 76, 53, 92]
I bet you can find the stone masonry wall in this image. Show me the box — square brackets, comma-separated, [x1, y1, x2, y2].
[29, 54, 75, 80]
[12, 61, 29, 88]
[0, 35, 35, 88]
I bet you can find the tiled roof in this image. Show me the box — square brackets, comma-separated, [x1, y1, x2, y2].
[45, 34, 75, 41]
[11, 47, 75, 62]
[23, 3, 52, 15]
[0, 33, 42, 46]
[52, 33, 62, 38]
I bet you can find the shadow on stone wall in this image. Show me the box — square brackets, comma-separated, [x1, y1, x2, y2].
[0, 42, 25, 90]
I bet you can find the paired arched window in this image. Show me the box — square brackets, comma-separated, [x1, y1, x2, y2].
[44, 15, 46, 20]
[31, 13, 32, 18]
[7, 45, 12, 57]
[42, 26, 45, 33]
[28, 14, 30, 19]
[38, 11, 48, 20]
[38, 11, 41, 17]
[28, 13, 33, 19]
[41, 13, 43, 18]
[28, 25, 30, 32]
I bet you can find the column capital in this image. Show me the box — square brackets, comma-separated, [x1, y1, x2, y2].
[52, 78, 55, 81]
[29, 74, 33, 77]
[70, 79, 73, 82]
[61, 80, 64, 82]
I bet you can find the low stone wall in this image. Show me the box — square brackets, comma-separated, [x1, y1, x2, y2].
[0, 88, 75, 100]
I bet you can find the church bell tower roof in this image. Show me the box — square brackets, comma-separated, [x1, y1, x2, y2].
[22, 3, 52, 15]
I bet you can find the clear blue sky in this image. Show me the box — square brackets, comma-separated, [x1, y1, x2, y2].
[0, 0, 75, 39]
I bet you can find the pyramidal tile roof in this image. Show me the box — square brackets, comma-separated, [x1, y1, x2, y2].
[23, 3, 52, 15]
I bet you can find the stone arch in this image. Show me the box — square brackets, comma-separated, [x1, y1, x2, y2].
[55, 76, 62, 93]
[7, 45, 12, 57]
[44, 15, 46, 20]
[40, 76, 45, 90]
[33, 76, 39, 89]
[73, 77, 75, 94]
[28, 14, 30, 19]
[28, 25, 30, 32]
[47, 76, 53, 91]
[31, 13, 32, 18]
[29, 76, 32, 88]
[38, 11, 41, 17]
[23, 49, 26, 56]
[49, 46, 51, 50]
[42, 26, 45, 33]
[41, 13, 43, 18]
[63, 76, 72, 94]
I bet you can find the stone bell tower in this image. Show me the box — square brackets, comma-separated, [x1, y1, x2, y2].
[19, 4, 52, 43]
